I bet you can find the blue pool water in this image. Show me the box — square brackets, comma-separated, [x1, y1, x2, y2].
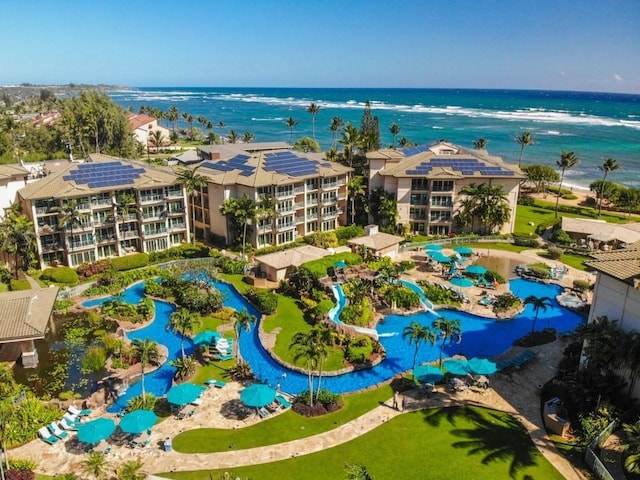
[83, 277, 585, 400]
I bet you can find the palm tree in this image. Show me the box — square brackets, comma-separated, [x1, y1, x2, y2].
[220, 194, 257, 261]
[554, 150, 579, 218]
[175, 166, 208, 244]
[473, 137, 487, 149]
[227, 129, 239, 144]
[306, 103, 321, 140]
[403, 321, 436, 378]
[81, 451, 111, 480]
[515, 131, 535, 167]
[131, 338, 158, 401]
[432, 317, 462, 367]
[0, 212, 35, 276]
[523, 295, 552, 332]
[168, 308, 200, 359]
[147, 129, 166, 153]
[389, 123, 401, 148]
[598, 157, 620, 216]
[347, 176, 366, 225]
[232, 308, 256, 359]
[217, 121, 226, 143]
[50, 198, 83, 260]
[339, 123, 361, 168]
[284, 117, 299, 143]
[113, 192, 139, 251]
[118, 458, 146, 480]
[329, 116, 344, 148]
[167, 106, 179, 133]
[242, 131, 254, 143]
[310, 324, 336, 400]
[290, 330, 321, 406]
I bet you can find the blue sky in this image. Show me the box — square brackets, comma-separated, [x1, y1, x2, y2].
[3, 0, 639, 93]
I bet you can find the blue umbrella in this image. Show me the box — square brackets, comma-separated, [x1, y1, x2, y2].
[443, 359, 471, 376]
[453, 246, 473, 256]
[425, 244, 443, 251]
[335, 260, 348, 268]
[167, 383, 205, 406]
[431, 252, 452, 264]
[414, 364, 445, 384]
[119, 409, 158, 434]
[193, 330, 220, 347]
[466, 265, 487, 275]
[450, 277, 474, 288]
[467, 357, 498, 375]
[77, 418, 116, 444]
[240, 383, 277, 408]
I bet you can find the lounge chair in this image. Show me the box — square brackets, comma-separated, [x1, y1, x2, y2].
[38, 426, 59, 444]
[67, 405, 92, 417]
[48, 422, 69, 440]
[275, 394, 292, 409]
[61, 413, 82, 430]
[215, 353, 235, 361]
[258, 407, 271, 418]
[191, 397, 203, 406]
[205, 379, 226, 389]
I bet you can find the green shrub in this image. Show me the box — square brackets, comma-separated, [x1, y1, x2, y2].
[81, 346, 107, 373]
[7, 458, 37, 472]
[53, 299, 74, 314]
[573, 279, 591, 292]
[334, 225, 365, 243]
[535, 218, 561, 235]
[111, 253, 149, 271]
[245, 287, 278, 314]
[149, 243, 209, 263]
[76, 259, 112, 278]
[547, 246, 564, 260]
[346, 336, 374, 363]
[41, 266, 79, 285]
[125, 394, 158, 413]
[528, 266, 550, 279]
[9, 278, 31, 291]
[517, 196, 536, 206]
[305, 231, 339, 248]
[551, 228, 573, 245]
[512, 235, 540, 248]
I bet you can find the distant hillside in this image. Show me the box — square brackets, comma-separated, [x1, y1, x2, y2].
[0, 84, 129, 101]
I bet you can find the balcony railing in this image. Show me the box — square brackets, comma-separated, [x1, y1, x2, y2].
[166, 189, 183, 198]
[431, 202, 454, 207]
[322, 182, 338, 189]
[169, 223, 186, 231]
[257, 224, 273, 233]
[68, 241, 94, 250]
[276, 222, 295, 230]
[91, 199, 113, 208]
[38, 225, 58, 234]
[295, 216, 305, 224]
[41, 243, 61, 252]
[306, 213, 318, 220]
[140, 194, 165, 203]
[96, 236, 116, 244]
[294, 186, 305, 194]
[275, 190, 294, 199]
[143, 228, 168, 237]
[322, 197, 338, 205]
[121, 230, 139, 239]
[276, 207, 294, 215]
[306, 183, 318, 191]
[35, 206, 56, 215]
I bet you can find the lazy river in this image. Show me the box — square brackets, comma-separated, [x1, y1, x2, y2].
[84, 277, 584, 402]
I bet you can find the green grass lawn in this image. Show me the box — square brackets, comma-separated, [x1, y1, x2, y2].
[535, 251, 591, 271]
[166, 406, 564, 480]
[172, 384, 393, 453]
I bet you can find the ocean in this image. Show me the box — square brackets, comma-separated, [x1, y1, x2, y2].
[108, 87, 640, 190]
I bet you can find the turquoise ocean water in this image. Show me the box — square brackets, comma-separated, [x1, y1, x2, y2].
[109, 87, 639, 190]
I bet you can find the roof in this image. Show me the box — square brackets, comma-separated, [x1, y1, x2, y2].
[561, 217, 607, 234]
[255, 245, 330, 270]
[348, 232, 404, 251]
[198, 150, 351, 187]
[371, 141, 523, 179]
[128, 113, 157, 130]
[0, 164, 28, 181]
[0, 286, 58, 342]
[199, 142, 292, 157]
[17, 154, 181, 200]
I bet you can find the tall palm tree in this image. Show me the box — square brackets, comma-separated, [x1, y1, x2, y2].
[339, 123, 361, 168]
[242, 131, 254, 143]
[232, 308, 256, 359]
[284, 117, 299, 143]
[329, 116, 344, 148]
[168, 308, 201, 359]
[227, 129, 239, 144]
[347, 176, 366, 225]
[81, 451, 111, 480]
[131, 338, 158, 401]
[403, 321, 436, 378]
[147, 129, 166, 153]
[473, 137, 487, 149]
[598, 157, 620, 216]
[175, 166, 208, 244]
[389, 123, 401, 148]
[50, 198, 83, 260]
[217, 121, 226, 143]
[113, 191, 139, 251]
[0, 212, 35, 276]
[220, 194, 257, 261]
[306, 103, 321, 140]
[290, 330, 321, 406]
[523, 295, 552, 332]
[515, 131, 535, 167]
[554, 150, 579, 218]
[432, 317, 462, 367]
[310, 324, 335, 400]
[167, 106, 179, 133]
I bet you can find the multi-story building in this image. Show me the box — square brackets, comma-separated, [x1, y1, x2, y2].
[197, 147, 352, 249]
[16, 154, 190, 268]
[367, 141, 524, 235]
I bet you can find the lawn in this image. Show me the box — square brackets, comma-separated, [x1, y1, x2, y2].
[165, 406, 565, 480]
[536, 250, 592, 271]
[172, 384, 393, 452]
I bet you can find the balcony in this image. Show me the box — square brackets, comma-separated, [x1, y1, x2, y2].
[294, 186, 305, 194]
[142, 212, 165, 221]
[38, 224, 58, 234]
[168, 208, 185, 215]
[322, 197, 338, 205]
[257, 224, 273, 233]
[68, 241, 94, 251]
[322, 182, 338, 190]
[91, 199, 113, 209]
[295, 216, 305, 224]
[66, 223, 93, 232]
[275, 222, 295, 231]
[276, 207, 295, 216]
[96, 236, 116, 245]
[409, 215, 428, 220]
[275, 190, 294, 199]
[76, 203, 91, 211]
[41, 242, 61, 253]
[140, 194, 165, 204]
[143, 228, 168, 238]
[169, 223, 186, 231]
[35, 206, 56, 215]
[121, 230, 139, 239]
[431, 202, 454, 208]
[166, 188, 183, 198]
[306, 183, 318, 191]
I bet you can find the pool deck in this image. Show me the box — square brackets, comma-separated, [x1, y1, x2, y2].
[9, 247, 593, 478]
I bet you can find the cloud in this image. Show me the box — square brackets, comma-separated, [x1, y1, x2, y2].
[614, 74, 623, 82]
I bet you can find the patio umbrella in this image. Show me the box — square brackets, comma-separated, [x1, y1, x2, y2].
[167, 383, 205, 406]
[467, 357, 498, 375]
[465, 265, 487, 275]
[450, 277, 474, 288]
[443, 358, 471, 376]
[453, 246, 473, 256]
[335, 260, 348, 268]
[431, 252, 451, 264]
[77, 418, 116, 444]
[414, 364, 445, 384]
[240, 383, 277, 408]
[425, 244, 443, 251]
[119, 409, 158, 435]
[192, 330, 220, 347]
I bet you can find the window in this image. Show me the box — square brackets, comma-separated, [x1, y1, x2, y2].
[431, 195, 453, 207]
[69, 233, 94, 248]
[70, 250, 96, 267]
[410, 193, 428, 205]
[430, 211, 451, 222]
[97, 245, 116, 258]
[277, 231, 295, 244]
[276, 185, 293, 198]
[258, 233, 273, 247]
[306, 192, 318, 204]
[145, 238, 168, 252]
[306, 179, 318, 190]
[411, 178, 429, 190]
[410, 208, 427, 219]
[170, 233, 184, 245]
[431, 181, 453, 192]
[410, 222, 426, 233]
[429, 225, 450, 236]
[258, 186, 273, 196]
[321, 220, 336, 231]
[306, 221, 318, 233]
[322, 192, 337, 204]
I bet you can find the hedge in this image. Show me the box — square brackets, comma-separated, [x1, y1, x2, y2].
[9, 278, 31, 291]
[244, 287, 278, 314]
[41, 266, 79, 285]
[111, 253, 149, 271]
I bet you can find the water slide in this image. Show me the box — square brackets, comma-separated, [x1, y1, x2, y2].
[399, 279, 439, 316]
[329, 285, 379, 339]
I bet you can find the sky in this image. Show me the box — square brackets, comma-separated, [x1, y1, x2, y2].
[2, 0, 640, 94]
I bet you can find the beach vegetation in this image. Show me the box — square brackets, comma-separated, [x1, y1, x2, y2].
[403, 321, 436, 377]
[523, 295, 553, 332]
[521, 164, 559, 195]
[80, 451, 111, 480]
[554, 151, 579, 218]
[432, 317, 462, 367]
[292, 136, 320, 152]
[219, 193, 257, 261]
[515, 131, 535, 167]
[359, 100, 380, 152]
[284, 117, 299, 143]
[389, 122, 401, 148]
[306, 102, 321, 140]
[455, 183, 511, 234]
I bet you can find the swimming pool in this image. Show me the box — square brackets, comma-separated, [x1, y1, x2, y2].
[82, 277, 585, 401]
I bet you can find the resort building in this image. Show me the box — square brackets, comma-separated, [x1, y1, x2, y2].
[15, 154, 190, 268]
[367, 141, 524, 235]
[128, 113, 171, 150]
[585, 243, 640, 395]
[0, 163, 47, 216]
[195, 146, 352, 249]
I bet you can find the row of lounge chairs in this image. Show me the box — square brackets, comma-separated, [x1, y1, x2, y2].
[496, 349, 536, 371]
[39, 406, 92, 444]
[257, 394, 293, 418]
